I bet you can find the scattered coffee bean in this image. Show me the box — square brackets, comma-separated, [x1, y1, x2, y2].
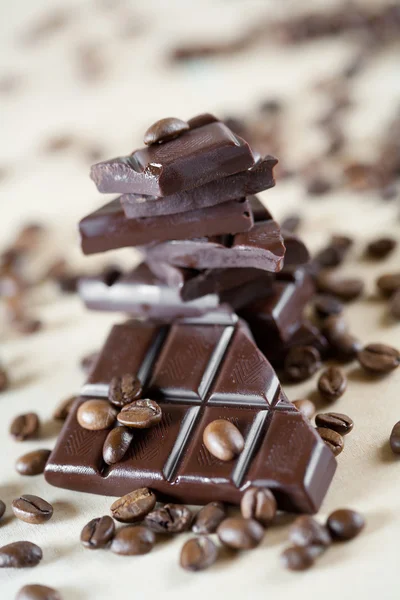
[327, 509, 365, 541]
[292, 399, 316, 419]
[77, 399, 117, 430]
[366, 237, 396, 259]
[144, 117, 190, 145]
[358, 343, 400, 374]
[316, 272, 364, 301]
[14, 318, 43, 335]
[240, 487, 277, 526]
[145, 503, 192, 533]
[16, 449, 51, 476]
[306, 175, 332, 195]
[284, 346, 321, 382]
[317, 366, 347, 401]
[111, 525, 155, 555]
[288, 515, 331, 549]
[203, 419, 244, 461]
[389, 421, 400, 454]
[314, 295, 344, 319]
[330, 332, 362, 361]
[314, 245, 344, 268]
[16, 584, 61, 600]
[315, 412, 353, 435]
[80, 515, 115, 549]
[180, 536, 218, 571]
[330, 235, 354, 253]
[103, 426, 133, 465]
[0, 365, 9, 392]
[376, 272, 400, 297]
[192, 502, 226, 535]
[108, 373, 142, 407]
[12, 495, 53, 524]
[80, 351, 99, 373]
[316, 427, 344, 456]
[117, 398, 162, 429]
[10, 413, 40, 441]
[280, 546, 315, 571]
[52, 395, 76, 421]
[0, 499, 5, 520]
[389, 289, 400, 320]
[217, 517, 264, 550]
[111, 488, 156, 523]
[0, 541, 42, 568]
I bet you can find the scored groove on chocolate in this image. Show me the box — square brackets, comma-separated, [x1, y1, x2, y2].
[163, 406, 201, 481]
[231, 410, 269, 487]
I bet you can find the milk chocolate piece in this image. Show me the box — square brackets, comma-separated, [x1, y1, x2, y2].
[90, 118, 255, 196]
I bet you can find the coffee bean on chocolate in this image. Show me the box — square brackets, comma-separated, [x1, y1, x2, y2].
[80, 351, 99, 373]
[240, 487, 277, 526]
[0, 541, 42, 568]
[366, 237, 396, 259]
[108, 373, 142, 407]
[144, 117, 190, 145]
[77, 399, 117, 430]
[292, 399, 315, 419]
[284, 346, 322, 382]
[111, 525, 155, 555]
[0, 499, 5, 520]
[314, 295, 344, 319]
[111, 488, 156, 523]
[203, 419, 244, 461]
[52, 395, 76, 421]
[389, 289, 400, 320]
[80, 515, 115, 549]
[16, 584, 61, 600]
[315, 412, 353, 435]
[316, 427, 344, 456]
[357, 343, 400, 374]
[0, 366, 9, 392]
[288, 515, 331, 549]
[316, 272, 364, 301]
[103, 425, 133, 465]
[317, 366, 347, 401]
[180, 536, 218, 571]
[16, 449, 51, 476]
[217, 517, 264, 550]
[376, 272, 400, 297]
[327, 509, 365, 541]
[280, 546, 315, 571]
[192, 502, 226, 535]
[389, 421, 400, 454]
[10, 413, 40, 441]
[117, 398, 162, 429]
[145, 504, 192, 533]
[12, 494, 53, 524]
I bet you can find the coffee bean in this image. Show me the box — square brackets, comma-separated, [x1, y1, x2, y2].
[281, 214, 301, 233]
[77, 399, 117, 430]
[80, 351, 99, 373]
[111, 525, 155, 555]
[389, 289, 400, 320]
[145, 503, 192, 533]
[321, 314, 348, 339]
[240, 487, 277, 526]
[0, 499, 5, 520]
[317, 366, 347, 401]
[306, 176, 332, 196]
[203, 419, 244, 461]
[12, 495, 53, 524]
[288, 516, 331, 549]
[192, 502, 226, 534]
[316, 272, 364, 301]
[16, 584, 61, 600]
[358, 343, 400, 374]
[52, 395, 76, 421]
[180, 536, 218, 571]
[366, 237, 396, 259]
[327, 509, 365, 541]
[316, 427, 344, 456]
[315, 412, 353, 435]
[314, 245, 344, 268]
[292, 399, 316, 419]
[0, 541, 42, 568]
[16, 449, 51, 476]
[217, 517, 264, 550]
[14, 318, 42, 335]
[284, 346, 321, 382]
[108, 373, 142, 407]
[314, 295, 344, 319]
[117, 399, 162, 429]
[80, 515, 115, 549]
[330, 235, 354, 252]
[329, 332, 362, 361]
[111, 488, 156, 523]
[0, 366, 9, 392]
[280, 546, 315, 571]
[102, 426, 133, 465]
[376, 272, 400, 297]
[389, 421, 400, 454]
[144, 117, 190, 145]
[10, 413, 40, 441]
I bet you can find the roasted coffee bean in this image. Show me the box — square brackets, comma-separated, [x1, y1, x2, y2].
[314, 295, 344, 319]
[0, 366, 9, 392]
[108, 373, 142, 407]
[240, 487, 277, 526]
[288, 516, 331, 549]
[111, 488, 156, 523]
[316, 427, 344, 456]
[144, 117, 190, 145]
[0, 499, 5, 520]
[10, 413, 40, 441]
[14, 318, 42, 335]
[52, 395, 76, 421]
[376, 272, 400, 297]
[316, 272, 364, 301]
[117, 399, 162, 429]
[77, 399, 117, 430]
[321, 314, 348, 339]
[329, 332, 362, 361]
[203, 419, 244, 461]
[306, 176, 332, 196]
[16, 449, 51, 476]
[80, 351, 99, 373]
[292, 399, 316, 419]
[281, 546, 315, 571]
[330, 235, 353, 253]
[358, 343, 400, 374]
[12, 494, 53, 524]
[80, 515, 115, 549]
[110, 525, 155, 555]
[389, 421, 400, 454]
[315, 412, 353, 435]
[327, 509, 365, 541]
[314, 245, 344, 268]
[145, 503, 192, 533]
[317, 366, 347, 401]
[0, 541, 42, 568]
[217, 517, 264, 550]
[180, 536, 218, 571]
[366, 237, 397, 259]
[284, 346, 321, 382]
[103, 426, 133, 465]
[389, 289, 400, 320]
[192, 502, 226, 535]
[16, 584, 61, 599]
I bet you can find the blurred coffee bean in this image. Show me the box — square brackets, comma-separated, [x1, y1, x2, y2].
[192, 502, 226, 535]
[80, 516, 115, 549]
[284, 346, 321, 382]
[292, 399, 316, 419]
[240, 487, 277, 526]
[180, 536, 218, 571]
[217, 517, 264, 550]
[0, 541, 42, 568]
[15, 449, 51, 476]
[10, 413, 40, 441]
[327, 509, 365, 541]
[110, 526, 155, 555]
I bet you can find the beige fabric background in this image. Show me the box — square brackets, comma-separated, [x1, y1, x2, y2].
[1, 0, 399, 598]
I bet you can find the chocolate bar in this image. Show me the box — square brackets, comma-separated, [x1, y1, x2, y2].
[90, 118, 256, 197]
[45, 318, 336, 512]
[120, 155, 277, 219]
[79, 197, 253, 255]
